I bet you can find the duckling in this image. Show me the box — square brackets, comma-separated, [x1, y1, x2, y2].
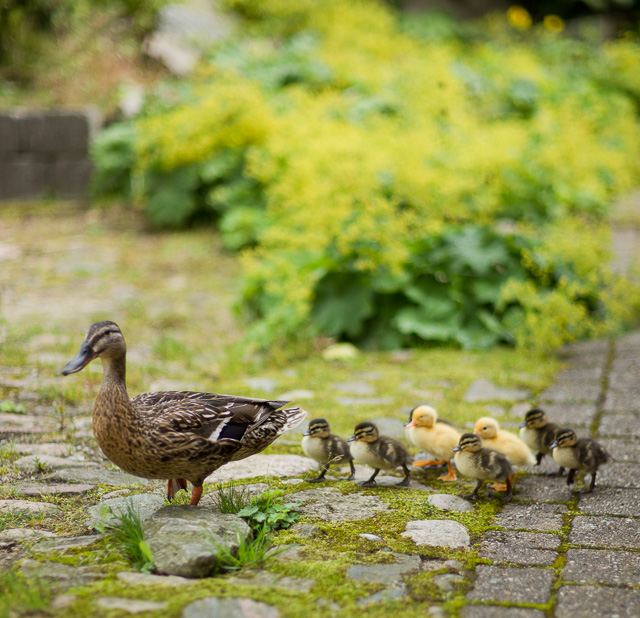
[474, 416, 535, 490]
[519, 408, 564, 476]
[301, 418, 355, 482]
[452, 433, 514, 502]
[550, 428, 610, 493]
[348, 422, 412, 487]
[405, 405, 460, 481]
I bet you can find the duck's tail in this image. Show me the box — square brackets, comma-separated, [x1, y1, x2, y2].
[280, 406, 308, 433]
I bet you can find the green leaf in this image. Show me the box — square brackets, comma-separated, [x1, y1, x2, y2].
[393, 306, 459, 341]
[144, 166, 200, 228]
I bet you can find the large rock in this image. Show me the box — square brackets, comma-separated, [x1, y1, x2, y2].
[143, 506, 252, 578]
[205, 455, 316, 483]
[295, 487, 390, 521]
[86, 494, 165, 529]
[402, 519, 470, 549]
[47, 468, 152, 487]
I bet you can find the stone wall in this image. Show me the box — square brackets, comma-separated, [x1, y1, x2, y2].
[0, 108, 101, 200]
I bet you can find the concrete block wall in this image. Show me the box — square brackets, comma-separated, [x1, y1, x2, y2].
[0, 108, 101, 200]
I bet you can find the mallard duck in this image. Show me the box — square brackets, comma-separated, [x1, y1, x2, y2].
[473, 416, 535, 490]
[550, 428, 610, 493]
[347, 422, 412, 487]
[405, 405, 460, 481]
[61, 321, 306, 505]
[519, 408, 564, 475]
[452, 433, 513, 502]
[301, 418, 355, 482]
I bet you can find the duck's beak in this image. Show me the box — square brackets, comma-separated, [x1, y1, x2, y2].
[519, 421, 527, 428]
[61, 342, 96, 376]
[451, 445, 461, 453]
[549, 440, 559, 449]
[347, 434, 356, 442]
[302, 429, 311, 436]
[405, 420, 416, 428]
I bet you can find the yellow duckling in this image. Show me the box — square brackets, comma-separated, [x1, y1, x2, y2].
[348, 422, 412, 487]
[474, 416, 535, 490]
[550, 428, 610, 494]
[452, 433, 513, 502]
[519, 408, 564, 475]
[405, 405, 460, 481]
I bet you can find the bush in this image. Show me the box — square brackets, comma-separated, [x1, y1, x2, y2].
[92, 0, 640, 351]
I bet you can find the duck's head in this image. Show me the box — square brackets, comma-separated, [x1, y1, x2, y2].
[519, 408, 548, 429]
[61, 321, 126, 375]
[348, 422, 379, 443]
[405, 405, 437, 429]
[303, 418, 331, 438]
[452, 433, 482, 453]
[474, 417, 499, 439]
[549, 428, 577, 450]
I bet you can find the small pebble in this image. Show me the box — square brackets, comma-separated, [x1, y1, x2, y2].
[359, 533, 383, 542]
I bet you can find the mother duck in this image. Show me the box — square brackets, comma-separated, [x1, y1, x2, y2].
[62, 321, 306, 505]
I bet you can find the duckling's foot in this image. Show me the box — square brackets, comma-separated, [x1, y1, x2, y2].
[437, 462, 457, 482]
[490, 483, 509, 492]
[359, 480, 378, 487]
[413, 459, 447, 468]
[461, 493, 478, 501]
[306, 476, 326, 483]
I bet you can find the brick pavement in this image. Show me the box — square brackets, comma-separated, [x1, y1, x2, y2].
[462, 333, 640, 617]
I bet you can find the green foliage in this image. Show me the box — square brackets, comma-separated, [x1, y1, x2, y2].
[209, 524, 276, 574]
[93, 0, 640, 352]
[237, 489, 301, 533]
[0, 570, 50, 617]
[209, 481, 253, 514]
[0, 400, 26, 413]
[90, 123, 137, 199]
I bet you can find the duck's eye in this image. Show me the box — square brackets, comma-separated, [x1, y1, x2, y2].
[482, 427, 487, 431]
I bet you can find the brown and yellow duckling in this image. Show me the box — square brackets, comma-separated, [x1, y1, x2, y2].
[348, 422, 412, 487]
[550, 428, 610, 494]
[452, 433, 514, 502]
[301, 418, 355, 482]
[405, 405, 460, 481]
[62, 321, 306, 506]
[519, 408, 564, 475]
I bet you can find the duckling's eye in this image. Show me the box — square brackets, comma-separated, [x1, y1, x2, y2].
[482, 426, 487, 431]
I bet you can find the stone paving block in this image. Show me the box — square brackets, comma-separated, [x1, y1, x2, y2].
[493, 502, 567, 531]
[598, 438, 640, 462]
[478, 530, 559, 566]
[569, 515, 640, 549]
[607, 370, 640, 390]
[557, 339, 610, 359]
[0, 160, 48, 199]
[602, 393, 640, 414]
[554, 366, 603, 383]
[555, 585, 640, 618]
[0, 114, 20, 152]
[599, 412, 640, 437]
[466, 565, 554, 604]
[22, 113, 91, 153]
[595, 462, 640, 488]
[460, 606, 545, 618]
[563, 548, 640, 586]
[578, 488, 640, 516]
[535, 403, 597, 428]
[538, 382, 601, 404]
[511, 475, 573, 503]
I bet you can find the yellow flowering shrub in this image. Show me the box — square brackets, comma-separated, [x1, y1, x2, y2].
[92, 0, 640, 351]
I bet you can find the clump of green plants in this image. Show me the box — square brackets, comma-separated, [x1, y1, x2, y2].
[210, 481, 252, 514]
[0, 400, 26, 413]
[210, 524, 276, 574]
[0, 570, 50, 616]
[237, 489, 301, 533]
[92, 0, 640, 352]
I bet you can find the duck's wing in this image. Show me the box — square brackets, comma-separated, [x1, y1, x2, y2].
[131, 391, 291, 440]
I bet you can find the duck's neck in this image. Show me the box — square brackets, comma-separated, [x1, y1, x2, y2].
[98, 354, 129, 401]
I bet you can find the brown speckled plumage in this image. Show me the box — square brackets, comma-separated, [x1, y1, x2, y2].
[62, 321, 306, 504]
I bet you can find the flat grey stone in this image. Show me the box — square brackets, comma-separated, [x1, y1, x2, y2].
[296, 487, 389, 521]
[0, 499, 60, 517]
[511, 475, 573, 503]
[578, 488, 640, 516]
[347, 553, 420, 584]
[266, 544, 302, 563]
[466, 565, 554, 604]
[334, 396, 394, 406]
[97, 597, 168, 613]
[535, 402, 597, 427]
[243, 377, 278, 393]
[86, 494, 165, 529]
[368, 417, 406, 439]
[432, 573, 465, 592]
[144, 505, 252, 577]
[427, 494, 473, 512]
[598, 438, 640, 462]
[359, 533, 383, 542]
[461, 606, 545, 618]
[463, 379, 530, 403]
[555, 585, 640, 618]
[538, 382, 600, 404]
[569, 515, 640, 549]
[554, 366, 603, 383]
[356, 585, 406, 605]
[598, 412, 640, 435]
[117, 571, 196, 587]
[36, 534, 101, 553]
[595, 462, 640, 488]
[493, 502, 567, 531]
[478, 530, 559, 566]
[0, 412, 56, 433]
[558, 339, 609, 359]
[10, 443, 74, 457]
[291, 523, 321, 538]
[182, 597, 279, 618]
[47, 468, 151, 487]
[16, 483, 94, 497]
[0, 528, 57, 541]
[331, 381, 375, 395]
[205, 455, 316, 483]
[508, 402, 532, 418]
[401, 520, 470, 549]
[602, 391, 640, 414]
[563, 548, 640, 585]
[277, 389, 315, 400]
[20, 559, 102, 589]
[350, 467, 431, 489]
[226, 570, 313, 593]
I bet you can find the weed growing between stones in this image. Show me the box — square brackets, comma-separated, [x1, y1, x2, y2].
[209, 481, 252, 514]
[0, 570, 51, 616]
[238, 489, 302, 533]
[208, 524, 276, 574]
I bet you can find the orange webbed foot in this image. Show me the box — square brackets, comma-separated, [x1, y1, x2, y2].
[413, 459, 447, 468]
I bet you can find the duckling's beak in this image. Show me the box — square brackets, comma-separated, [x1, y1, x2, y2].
[518, 421, 527, 428]
[549, 439, 559, 449]
[405, 420, 416, 428]
[347, 434, 357, 442]
[451, 445, 461, 453]
[61, 342, 96, 376]
[302, 429, 311, 436]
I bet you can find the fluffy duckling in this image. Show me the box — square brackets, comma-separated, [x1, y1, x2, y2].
[550, 428, 610, 493]
[348, 422, 412, 487]
[452, 433, 514, 502]
[519, 408, 564, 475]
[301, 418, 355, 483]
[405, 405, 460, 481]
[474, 416, 535, 490]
